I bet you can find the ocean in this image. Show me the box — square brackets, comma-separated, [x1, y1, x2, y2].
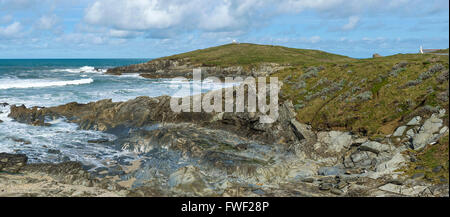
[0, 59, 228, 170]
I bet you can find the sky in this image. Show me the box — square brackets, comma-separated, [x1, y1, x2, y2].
[0, 0, 448, 59]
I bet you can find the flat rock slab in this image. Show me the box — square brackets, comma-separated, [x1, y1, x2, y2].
[379, 183, 429, 196]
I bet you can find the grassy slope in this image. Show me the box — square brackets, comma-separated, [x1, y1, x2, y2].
[431, 48, 449, 54]
[159, 43, 353, 67]
[156, 43, 448, 138]
[401, 133, 449, 182]
[153, 43, 449, 181]
[275, 54, 449, 138]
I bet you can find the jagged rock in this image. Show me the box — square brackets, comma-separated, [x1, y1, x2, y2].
[407, 116, 422, 126]
[412, 133, 433, 150]
[378, 183, 429, 196]
[349, 151, 377, 168]
[359, 141, 391, 154]
[106, 58, 285, 79]
[87, 139, 110, 144]
[301, 177, 315, 183]
[330, 188, 344, 195]
[0, 119, 3, 123]
[0, 153, 28, 173]
[393, 126, 407, 137]
[406, 129, 415, 138]
[318, 167, 344, 176]
[319, 183, 332, 191]
[412, 115, 444, 150]
[290, 119, 315, 142]
[317, 131, 353, 153]
[440, 126, 448, 134]
[10, 137, 31, 144]
[168, 166, 211, 196]
[7, 87, 302, 147]
[47, 149, 61, 155]
[438, 109, 447, 118]
[369, 153, 406, 179]
[411, 173, 425, 179]
[420, 115, 443, 134]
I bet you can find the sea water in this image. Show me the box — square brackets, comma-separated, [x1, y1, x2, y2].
[0, 59, 230, 170]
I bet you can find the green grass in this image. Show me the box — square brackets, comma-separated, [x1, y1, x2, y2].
[401, 134, 449, 183]
[154, 43, 448, 138]
[430, 48, 449, 54]
[275, 53, 449, 137]
[158, 43, 353, 67]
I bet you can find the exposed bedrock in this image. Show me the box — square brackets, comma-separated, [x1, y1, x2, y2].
[106, 58, 285, 79]
[6, 89, 449, 197]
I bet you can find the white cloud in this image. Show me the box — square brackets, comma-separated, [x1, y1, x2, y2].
[341, 16, 360, 31]
[108, 29, 143, 38]
[36, 14, 59, 30]
[83, 0, 444, 38]
[0, 22, 22, 38]
[83, 0, 276, 33]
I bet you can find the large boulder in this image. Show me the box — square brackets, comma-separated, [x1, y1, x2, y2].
[412, 114, 444, 150]
[393, 126, 407, 137]
[0, 153, 28, 173]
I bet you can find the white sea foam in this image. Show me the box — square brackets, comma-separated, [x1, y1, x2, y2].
[51, 66, 107, 74]
[0, 78, 94, 89]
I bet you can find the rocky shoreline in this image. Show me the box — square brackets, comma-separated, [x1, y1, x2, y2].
[2, 83, 448, 197]
[106, 58, 285, 79]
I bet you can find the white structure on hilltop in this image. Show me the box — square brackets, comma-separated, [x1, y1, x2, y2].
[232, 40, 240, 44]
[420, 45, 440, 54]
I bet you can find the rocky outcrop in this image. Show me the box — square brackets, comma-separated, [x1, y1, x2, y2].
[106, 58, 285, 79]
[8, 90, 303, 147]
[0, 153, 28, 173]
[5, 90, 449, 197]
[0, 153, 128, 197]
[372, 53, 382, 58]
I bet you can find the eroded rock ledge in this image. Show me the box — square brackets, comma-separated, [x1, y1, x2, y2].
[106, 58, 285, 79]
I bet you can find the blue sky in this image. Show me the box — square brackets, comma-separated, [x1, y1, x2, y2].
[0, 0, 448, 58]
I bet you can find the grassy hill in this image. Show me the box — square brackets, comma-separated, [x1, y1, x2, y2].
[159, 43, 354, 67]
[152, 43, 448, 139]
[275, 53, 449, 139]
[430, 48, 449, 54]
[147, 43, 449, 183]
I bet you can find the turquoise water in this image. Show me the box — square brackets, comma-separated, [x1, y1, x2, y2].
[0, 59, 229, 169]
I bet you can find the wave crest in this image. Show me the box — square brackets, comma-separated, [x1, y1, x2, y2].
[0, 78, 94, 90]
[51, 66, 106, 74]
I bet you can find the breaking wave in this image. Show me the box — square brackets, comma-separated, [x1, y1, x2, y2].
[0, 78, 94, 89]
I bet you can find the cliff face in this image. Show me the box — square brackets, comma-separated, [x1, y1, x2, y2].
[106, 58, 285, 79]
